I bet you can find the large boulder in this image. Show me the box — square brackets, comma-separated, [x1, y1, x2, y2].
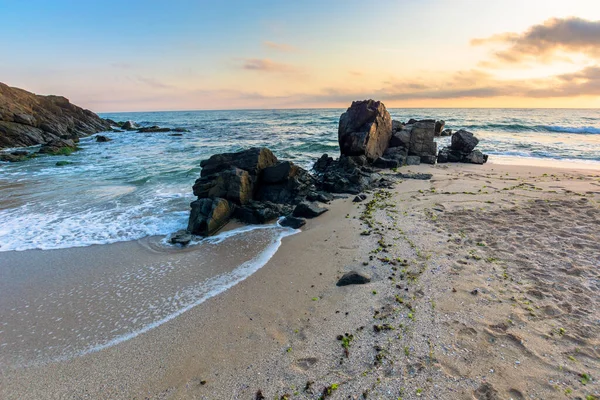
[261, 161, 299, 184]
[187, 198, 233, 235]
[388, 127, 411, 149]
[293, 202, 328, 218]
[0, 82, 111, 149]
[463, 149, 488, 165]
[408, 120, 437, 158]
[192, 167, 255, 205]
[338, 100, 392, 162]
[451, 129, 479, 153]
[233, 201, 291, 225]
[200, 147, 278, 177]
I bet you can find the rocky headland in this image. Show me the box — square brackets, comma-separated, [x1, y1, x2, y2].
[0, 83, 110, 154]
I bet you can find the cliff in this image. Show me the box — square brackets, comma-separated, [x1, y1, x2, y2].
[0, 82, 110, 149]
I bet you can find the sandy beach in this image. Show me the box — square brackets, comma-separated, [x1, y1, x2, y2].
[1, 160, 598, 400]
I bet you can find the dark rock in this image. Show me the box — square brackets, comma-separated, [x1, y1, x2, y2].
[392, 120, 404, 133]
[0, 82, 111, 149]
[193, 167, 254, 205]
[313, 153, 334, 172]
[55, 160, 72, 166]
[336, 271, 371, 286]
[233, 201, 291, 224]
[10, 150, 28, 156]
[464, 149, 487, 164]
[293, 202, 328, 218]
[388, 127, 411, 149]
[338, 100, 392, 161]
[200, 147, 277, 178]
[441, 128, 452, 136]
[420, 155, 437, 165]
[383, 146, 408, 162]
[187, 198, 233, 236]
[279, 216, 306, 229]
[39, 138, 77, 155]
[172, 127, 189, 132]
[353, 194, 367, 202]
[137, 126, 171, 133]
[306, 191, 334, 203]
[373, 157, 399, 169]
[169, 133, 183, 137]
[451, 129, 479, 153]
[169, 230, 192, 246]
[397, 172, 432, 180]
[261, 161, 298, 184]
[408, 120, 437, 157]
[437, 147, 463, 163]
[0, 153, 27, 162]
[256, 166, 314, 204]
[96, 135, 111, 142]
[405, 155, 421, 165]
[434, 120, 445, 136]
[104, 118, 119, 126]
[407, 118, 418, 124]
[121, 120, 137, 130]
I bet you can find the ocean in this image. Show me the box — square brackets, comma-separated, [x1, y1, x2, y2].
[1, 108, 599, 253]
[1, 107, 599, 366]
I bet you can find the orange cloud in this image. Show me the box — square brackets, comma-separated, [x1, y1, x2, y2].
[472, 17, 600, 64]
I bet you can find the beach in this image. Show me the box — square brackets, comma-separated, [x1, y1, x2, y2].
[1, 160, 598, 399]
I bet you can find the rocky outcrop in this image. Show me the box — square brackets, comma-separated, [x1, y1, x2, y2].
[385, 119, 437, 165]
[434, 120, 445, 136]
[437, 129, 488, 165]
[0, 82, 110, 149]
[338, 100, 392, 162]
[187, 198, 233, 236]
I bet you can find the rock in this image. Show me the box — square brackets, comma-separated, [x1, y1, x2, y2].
[408, 120, 437, 157]
[397, 172, 432, 180]
[55, 160, 72, 166]
[405, 155, 421, 165]
[306, 191, 334, 203]
[336, 271, 371, 286]
[233, 201, 291, 224]
[172, 127, 189, 132]
[96, 135, 111, 142]
[0, 82, 111, 149]
[420, 155, 437, 165]
[121, 120, 137, 130]
[10, 150, 28, 156]
[261, 161, 299, 184]
[434, 120, 445, 136]
[39, 138, 77, 155]
[293, 202, 328, 218]
[437, 147, 463, 163]
[313, 154, 334, 172]
[373, 157, 399, 169]
[441, 128, 452, 136]
[353, 194, 367, 202]
[338, 100, 393, 161]
[187, 198, 233, 236]
[169, 133, 183, 137]
[279, 216, 306, 229]
[451, 129, 479, 153]
[388, 127, 411, 149]
[193, 167, 254, 205]
[392, 120, 404, 133]
[200, 147, 277, 178]
[464, 149, 488, 164]
[382, 146, 407, 165]
[256, 166, 314, 204]
[169, 230, 192, 246]
[0, 153, 27, 162]
[407, 118, 418, 124]
[104, 118, 119, 126]
[137, 126, 171, 133]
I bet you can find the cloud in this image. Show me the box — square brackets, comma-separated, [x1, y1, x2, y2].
[263, 41, 296, 52]
[240, 58, 300, 74]
[472, 17, 600, 63]
[136, 76, 173, 89]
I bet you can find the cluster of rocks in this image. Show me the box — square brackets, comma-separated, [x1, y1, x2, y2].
[177, 147, 334, 240]
[437, 129, 488, 164]
[0, 82, 110, 151]
[174, 99, 490, 240]
[106, 119, 189, 135]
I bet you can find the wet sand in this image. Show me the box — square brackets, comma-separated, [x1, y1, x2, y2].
[1, 161, 599, 399]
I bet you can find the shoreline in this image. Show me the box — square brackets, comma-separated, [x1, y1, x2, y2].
[1, 161, 599, 399]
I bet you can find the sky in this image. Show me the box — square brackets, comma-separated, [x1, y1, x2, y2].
[1, 0, 600, 111]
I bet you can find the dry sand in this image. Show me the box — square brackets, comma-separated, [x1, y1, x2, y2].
[1, 161, 599, 399]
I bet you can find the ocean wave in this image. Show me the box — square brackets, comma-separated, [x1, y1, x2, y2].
[462, 123, 600, 134]
[542, 125, 600, 134]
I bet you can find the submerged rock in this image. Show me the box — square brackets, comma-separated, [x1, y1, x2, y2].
[336, 271, 371, 286]
[96, 135, 111, 142]
[279, 216, 306, 229]
[121, 120, 138, 130]
[170, 230, 192, 246]
[39, 138, 77, 155]
[137, 126, 171, 133]
[338, 99, 392, 162]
